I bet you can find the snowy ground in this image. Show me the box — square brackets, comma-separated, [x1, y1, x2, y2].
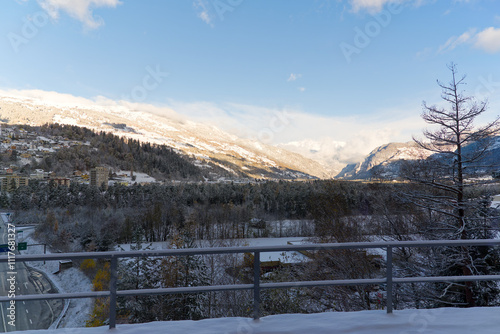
[109, 170, 157, 185]
[18, 228, 93, 329]
[491, 194, 500, 209]
[6, 307, 500, 334]
[238, 237, 311, 264]
[116, 237, 312, 264]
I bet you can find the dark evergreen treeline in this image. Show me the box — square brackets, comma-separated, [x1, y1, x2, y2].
[9, 179, 393, 216]
[8, 180, 405, 251]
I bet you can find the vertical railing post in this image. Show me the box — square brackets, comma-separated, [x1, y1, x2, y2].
[109, 256, 118, 329]
[386, 246, 393, 314]
[253, 251, 261, 320]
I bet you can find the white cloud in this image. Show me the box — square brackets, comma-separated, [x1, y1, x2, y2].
[437, 28, 476, 53]
[437, 27, 500, 54]
[37, 0, 121, 29]
[347, 0, 439, 13]
[350, 0, 393, 12]
[275, 110, 424, 164]
[163, 99, 426, 165]
[474, 27, 500, 53]
[298, 87, 306, 92]
[287, 73, 302, 82]
[349, 0, 407, 13]
[193, 0, 213, 26]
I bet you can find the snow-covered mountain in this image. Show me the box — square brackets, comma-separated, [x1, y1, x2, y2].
[278, 138, 347, 176]
[0, 95, 333, 180]
[336, 142, 434, 180]
[336, 138, 500, 180]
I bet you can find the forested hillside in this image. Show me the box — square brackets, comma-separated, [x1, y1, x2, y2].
[10, 180, 399, 251]
[10, 123, 237, 180]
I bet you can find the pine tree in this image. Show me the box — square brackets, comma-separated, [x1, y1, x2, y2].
[117, 228, 162, 323]
[159, 232, 209, 320]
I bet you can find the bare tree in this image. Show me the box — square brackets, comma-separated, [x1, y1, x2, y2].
[414, 63, 499, 234]
[409, 63, 500, 307]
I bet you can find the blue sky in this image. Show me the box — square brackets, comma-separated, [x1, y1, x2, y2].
[1, 0, 500, 164]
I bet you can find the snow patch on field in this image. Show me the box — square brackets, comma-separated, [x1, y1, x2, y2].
[110, 170, 157, 184]
[491, 194, 500, 208]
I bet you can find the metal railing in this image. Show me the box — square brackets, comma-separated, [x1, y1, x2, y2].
[2, 239, 500, 330]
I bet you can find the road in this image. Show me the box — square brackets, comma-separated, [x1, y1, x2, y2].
[0, 213, 63, 332]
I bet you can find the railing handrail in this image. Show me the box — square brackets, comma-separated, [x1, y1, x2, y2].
[2, 238, 500, 262]
[2, 238, 500, 330]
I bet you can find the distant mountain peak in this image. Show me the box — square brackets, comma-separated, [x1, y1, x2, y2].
[335, 141, 434, 180]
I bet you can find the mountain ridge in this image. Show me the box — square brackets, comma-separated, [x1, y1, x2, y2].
[336, 138, 500, 180]
[336, 141, 435, 180]
[0, 95, 333, 180]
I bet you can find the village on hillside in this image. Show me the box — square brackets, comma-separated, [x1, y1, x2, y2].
[0, 125, 157, 192]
